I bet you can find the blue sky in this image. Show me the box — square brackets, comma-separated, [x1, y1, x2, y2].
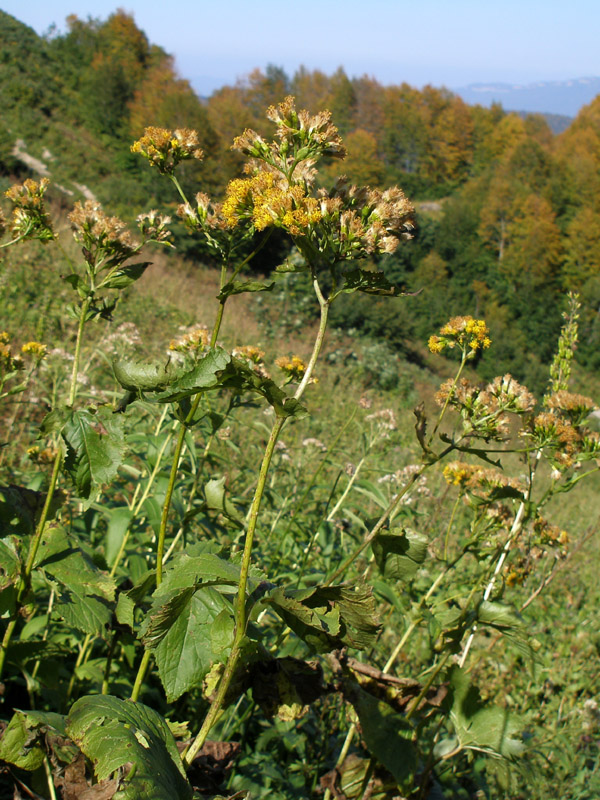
[1, 0, 598, 96]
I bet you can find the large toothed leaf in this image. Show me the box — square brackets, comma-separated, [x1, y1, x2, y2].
[372, 527, 428, 582]
[35, 524, 115, 601]
[153, 347, 231, 402]
[113, 355, 184, 392]
[218, 279, 275, 301]
[62, 407, 126, 503]
[102, 261, 152, 290]
[140, 585, 234, 701]
[220, 359, 307, 418]
[340, 268, 409, 296]
[265, 583, 380, 653]
[449, 666, 525, 758]
[56, 588, 113, 638]
[0, 709, 67, 771]
[67, 695, 193, 800]
[350, 686, 416, 788]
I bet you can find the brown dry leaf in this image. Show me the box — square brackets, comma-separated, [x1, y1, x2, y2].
[56, 753, 118, 800]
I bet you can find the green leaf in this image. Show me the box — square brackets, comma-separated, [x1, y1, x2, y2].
[218, 279, 275, 300]
[372, 527, 428, 582]
[62, 407, 126, 502]
[113, 355, 184, 392]
[56, 589, 113, 638]
[350, 685, 416, 787]
[157, 550, 249, 596]
[0, 536, 20, 589]
[102, 261, 151, 289]
[140, 586, 233, 701]
[116, 592, 135, 629]
[0, 483, 62, 536]
[340, 268, 406, 296]
[35, 524, 115, 601]
[67, 695, 193, 800]
[153, 348, 232, 403]
[449, 666, 524, 758]
[265, 583, 380, 653]
[104, 506, 133, 566]
[204, 477, 244, 522]
[477, 600, 537, 663]
[39, 406, 69, 436]
[0, 709, 67, 770]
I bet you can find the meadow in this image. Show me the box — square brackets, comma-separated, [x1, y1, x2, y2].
[0, 98, 599, 800]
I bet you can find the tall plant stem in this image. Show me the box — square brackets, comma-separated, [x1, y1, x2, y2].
[0, 298, 90, 679]
[427, 352, 467, 447]
[182, 281, 330, 769]
[324, 469, 422, 586]
[131, 268, 232, 697]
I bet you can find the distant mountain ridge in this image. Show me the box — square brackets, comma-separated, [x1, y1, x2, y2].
[454, 77, 600, 118]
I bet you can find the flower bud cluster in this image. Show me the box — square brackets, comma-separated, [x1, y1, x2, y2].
[276, 354, 310, 383]
[435, 378, 510, 440]
[548, 293, 579, 393]
[169, 325, 210, 355]
[546, 390, 597, 426]
[429, 316, 491, 358]
[443, 461, 524, 497]
[137, 210, 173, 245]
[527, 407, 600, 470]
[233, 96, 346, 176]
[1, 331, 46, 373]
[4, 178, 54, 242]
[131, 127, 204, 174]
[69, 200, 138, 268]
[232, 345, 270, 378]
[307, 180, 415, 262]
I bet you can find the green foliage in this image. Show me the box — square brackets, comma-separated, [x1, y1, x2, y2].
[67, 695, 193, 799]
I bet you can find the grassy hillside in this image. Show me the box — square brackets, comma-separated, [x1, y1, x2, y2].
[1, 11, 599, 800]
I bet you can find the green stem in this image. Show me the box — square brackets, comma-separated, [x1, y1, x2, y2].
[324, 468, 423, 586]
[443, 494, 461, 562]
[182, 277, 330, 769]
[130, 650, 151, 702]
[427, 352, 467, 447]
[323, 722, 357, 800]
[66, 633, 93, 704]
[406, 652, 450, 722]
[68, 297, 91, 408]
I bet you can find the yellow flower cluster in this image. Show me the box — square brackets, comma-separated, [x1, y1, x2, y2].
[169, 326, 209, 354]
[222, 172, 321, 235]
[443, 461, 523, 494]
[0, 332, 23, 371]
[276, 355, 308, 382]
[4, 178, 54, 242]
[131, 127, 203, 174]
[428, 316, 491, 357]
[1, 333, 44, 370]
[232, 345, 269, 377]
[21, 341, 47, 359]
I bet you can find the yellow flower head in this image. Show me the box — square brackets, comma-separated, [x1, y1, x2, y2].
[131, 127, 203, 174]
[276, 354, 309, 382]
[21, 341, 47, 359]
[429, 316, 491, 358]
